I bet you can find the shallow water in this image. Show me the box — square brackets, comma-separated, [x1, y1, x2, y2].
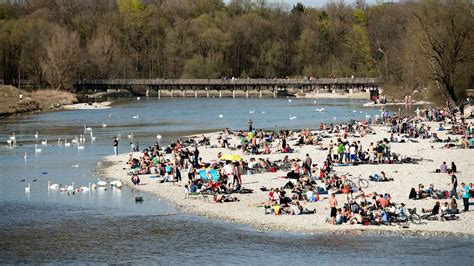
[0, 98, 471, 264]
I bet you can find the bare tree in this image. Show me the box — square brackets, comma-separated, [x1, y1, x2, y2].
[412, 0, 473, 106]
[40, 25, 82, 90]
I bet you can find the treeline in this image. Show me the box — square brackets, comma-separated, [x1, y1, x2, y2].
[0, 0, 472, 104]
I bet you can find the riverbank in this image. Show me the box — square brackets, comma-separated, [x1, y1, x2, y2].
[101, 120, 474, 236]
[0, 85, 77, 118]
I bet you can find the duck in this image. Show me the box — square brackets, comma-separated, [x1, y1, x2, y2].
[25, 183, 31, 192]
[48, 181, 60, 190]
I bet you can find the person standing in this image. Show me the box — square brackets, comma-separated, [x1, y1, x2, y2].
[193, 146, 200, 166]
[113, 137, 119, 155]
[449, 170, 458, 199]
[248, 119, 253, 132]
[304, 154, 312, 177]
[461, 182, 470, 212]
[329, 193, 338, 225]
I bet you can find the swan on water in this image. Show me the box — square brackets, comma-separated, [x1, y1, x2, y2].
[315, 108, 325, 112]
[24, 152, 27, 159]
[77, 145, 85, 150]
[288, 99, 292, 103]
[110, 180, 123, 188]
[48, 181, 60, 190]
[132, 114, 139, 119]
[156, 134, 162, 139]
[34, 131, 38, 139]
[66, 182, 75, 192]
[41, 139, 47, 146]
[34, 144, 42, 153]
[249, 110, 255, 114]
[289, 116, 297, 120]
[218, 114, 223, 118]
[102, 123, 107, 128]
[25, 183, 30, 192]
[80, 183, 91, 192]
[97, 180, 107, 186]
[64, 140, 71, 147]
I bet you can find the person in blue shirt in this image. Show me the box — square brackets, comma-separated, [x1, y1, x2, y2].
[461, 182, 470, 212]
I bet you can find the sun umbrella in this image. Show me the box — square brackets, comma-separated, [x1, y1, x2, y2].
[220, 154, 243, 161]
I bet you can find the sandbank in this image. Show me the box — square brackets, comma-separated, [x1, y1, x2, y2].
[101, 121, 474, 236]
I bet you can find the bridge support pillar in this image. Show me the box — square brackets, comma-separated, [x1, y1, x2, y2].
[259, 89, 262, 98]
[146, 89, 149, 97]
[273, 87, 276, 98]
[219, 90, 222, 98]
[232, 89, 235, 98]
[170, 89, 173, 98]
[246, 90, 249, 98]
[206, 88, 209, 98]
[158, 89, 161, 99]
[195, 90, 198, 98]
[183, 89, 185, 98]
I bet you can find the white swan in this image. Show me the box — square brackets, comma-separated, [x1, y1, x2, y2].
[80, 183, 91, 192]
[34, 144, 42, 153]
[24, 152, 27, 159]
[41, 139, 47, 146]
[102, 123, 107, 128]
[315, 108, 325, 112]
[91, 183, 97, 190]
[97, 180, 107, 186]
[137, 97, 141, 101]
[218, 114, 223, 118]
[288, 99, 292, 103]
[34, 131, 38, 139]
[77, 145, 85, 150]
[156, 134, 162, 139]
[48, 181, 60, 190]
[66, 182, 75, 192]
[64, 140, 71, 147]
[132, 114, 139, 119]
[110, 180, 123, 188]
[289, 116, 297, 120]
[25, 183, 30, 192]
[249, 110, 255, 114]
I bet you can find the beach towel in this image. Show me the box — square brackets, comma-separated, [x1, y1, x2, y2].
[335, 163, 353, 167]
[199, 169, 209, 182]
[209, 169, 219, 181]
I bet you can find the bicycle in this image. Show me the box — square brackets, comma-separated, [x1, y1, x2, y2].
[396, 208, 422, 226]
[343, 174, 369, 189]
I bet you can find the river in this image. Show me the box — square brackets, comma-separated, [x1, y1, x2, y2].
[0, 97, 472, 264]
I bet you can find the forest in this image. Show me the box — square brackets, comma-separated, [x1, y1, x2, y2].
[0, 0, 472, 104]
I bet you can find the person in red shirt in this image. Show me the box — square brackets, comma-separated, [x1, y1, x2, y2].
[377, 194, 388, 208]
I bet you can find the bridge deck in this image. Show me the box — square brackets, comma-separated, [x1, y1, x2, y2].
[75, 78, 380, 86]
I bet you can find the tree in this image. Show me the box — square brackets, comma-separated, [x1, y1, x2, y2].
[411, 0, 473, 106]
[40, 25, 82, 90]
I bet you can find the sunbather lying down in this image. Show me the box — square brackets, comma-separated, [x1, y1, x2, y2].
[369, 171, 394, 182]
[211, 194, 239, 203]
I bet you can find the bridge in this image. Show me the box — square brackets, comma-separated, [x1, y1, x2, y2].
[73, 78, 381, 98]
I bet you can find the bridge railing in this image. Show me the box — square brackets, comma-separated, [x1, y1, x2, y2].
[75, 78, 380, 86]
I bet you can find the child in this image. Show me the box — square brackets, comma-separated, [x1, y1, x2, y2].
[184, 185, 190, 199]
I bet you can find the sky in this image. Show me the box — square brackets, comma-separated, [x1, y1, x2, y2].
[223, 0, 382, 8]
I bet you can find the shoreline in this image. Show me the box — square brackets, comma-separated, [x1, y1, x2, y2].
[101, 123, 474, 237]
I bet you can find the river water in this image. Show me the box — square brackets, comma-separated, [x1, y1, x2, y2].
[0, 98, 472, 264]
